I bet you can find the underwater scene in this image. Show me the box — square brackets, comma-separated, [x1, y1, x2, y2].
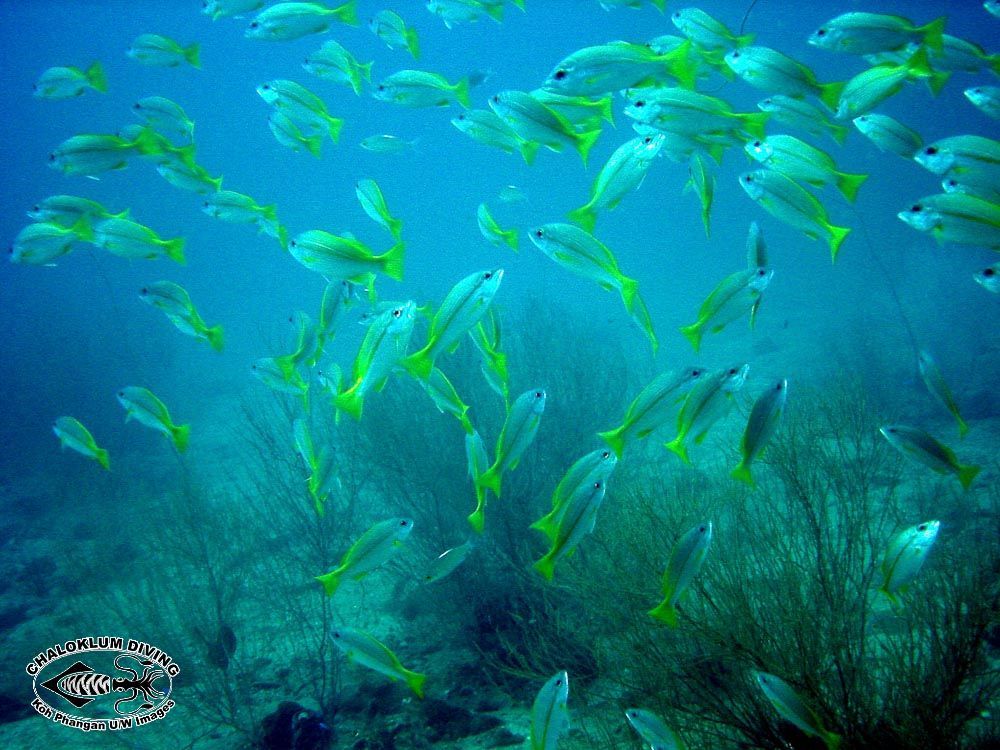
[1, 0, 999, 748]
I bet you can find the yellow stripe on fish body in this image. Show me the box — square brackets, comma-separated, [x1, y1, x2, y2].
[289, 229, 404, 283]
[684, 151, 715, 238]
[665, 365, 748, 464]
[403, 268, 504, 380]
[568, 134, 665, 233]
[598, 367, 706, 458]
[738, 169, 851, 262]
[330, 626, 425, 698]
[245, 1, 358, 41]
[732, 378, 788, 485]
[649, 522, 712, 627]
[116, 386, 190, 452]
[315, 518, 413, 596]
[530, 671, 570, 750]
[53, 416, 110, 470]
[418, 367, 473, 434]
[746, 134, 868, 202]
[48, 132, 157, 176]
[477, 388, 545, 498]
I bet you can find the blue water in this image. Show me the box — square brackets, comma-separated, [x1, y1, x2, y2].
[1, 1, 998, 747]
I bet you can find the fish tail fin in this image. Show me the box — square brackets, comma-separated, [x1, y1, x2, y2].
[958, 463, 980, 490]
[172, 423, 191, 453]
[96, 447, 111, 471]
[132, 126, 166, 157]
[529, 512, 559, 542]
[741, 111, 770, 140]
[665, 436, 690, 464]
[567, 203, 597, 233]
[598, 96, 614, 124]
[519, 139, 539, 165]
[956, 414, 969, 439]
[991, 56, 1000, 78]
[597, 426, 626, 458]
[185, 43, 201, 69]
[919, 16, 946, 52]
[484, 2, 504, 22]
[403, 348, 434, 380]
[305, 133, 323, 158]
[334, 383, 364, 421]
[455, 78, 471, 109]
[650, 0, 666, 11]
[818, 80, 845, 112]
[165, 237, 187, 265]
[831, 122, 850, 145]
[406, 29, 420, 59]
[619, 275, 639, 313]
[68, 214, 94, 243]
[827, 224, 851, 263]
[326, 116, 344, 143]
[389, 217, 404, 241]
[532, 552, 557, 582]
[205, 324, 224, 352]
[476, 463, 502, 498]
[679, 322, 702, 353]
[276, 223, 289, 251]
[404, 669, 426, 699]
[823, 731, 843, 750]
[382, 241, 405, 281]
[86, 61, 108, 92]
[467, 494, 487, 534]
[665, 42, 698, 89]
[648, 599, 679, 627]
[575, 128, 602, 168]
[877, 585, 904, 608]
[501, 228, 518, 251]
[335, 0, 359, 26]
[315, 569, 342, 597]
[360, 60, 374, 83]
[927, 69, 951, 96]
[730, 460, 755, 486]
[837, 172, 868, 203]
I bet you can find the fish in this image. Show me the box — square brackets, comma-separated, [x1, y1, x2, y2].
[257, 79, 344, 142]
[476, 388, 545, 499]
[368, 9, 420, 58]
[531, 448, 618, 542]
[598, 368, 705, 458]
[879, 425, 980, 489]
[202, 190, 284, 246]
[808, 13, 945, 56]
[896, 192, 1000, 250]
[680, 267, 773, 353]
[117, 386, 190, 452]
[53, 416, 110, 470]
[724, 47, 843, 111]
[928, 33, 1000, 75]
[423, 539, 476, 583]
[975, 262, 1000, 292]
[672, 7, 753, 51]
[757, 95, 849, 145]
[334, 302, 416, 421]
[93, 217, 186, 264]
[156, 156, 223, 194]
[132, 96, 194, 145]
[330, 626, 426, 698]
[745, 134, 868, 203]
[315, 518, 413, 596]
[317, 280, 359, 350]
[852, 113, 923, 157]
[33, 61, 107, 99]
[10, 219, 91, 265]
[356, 178, 403, 240]
[625, 708, 686, 750]
[246, 1, 358, 41]
[27, 195, 126, 226]
[746, 221, 767, 268]
[303, 40, 372, 95]
[835, 48, 948, 120]
[477, 203, 518, 251]
[127, 34, 200, 68]
[251, 357, 309, 400]
[139, 281, 224, 352]
[684, 151, 714, 237]
[402, 268, 504, 379]
[913, 134, 1000, 179]
[419, 367, 474, 434]
[452, 109, 538, 164]
[649, 522, 712, 627]
[732, 379, 788, 485]
[532, 477, 607, 581]
[877, 520, 940, 606]
[738, 169, 851, 262]
[530, 89, 614, 130]
[48, 129, 163, 176]
[274, 311, 320, 381]
[288, 229, 404, 285]
[755, 672, 842, 750]
[465, 429, 491, 533]
[965, 86, 1000, 119]
[373, 69, 470, 108]
[624, 86, 768, 140]
[541, 40, 696, 97]
[530, 671, 569, 750]
[917, 351, 968, 437]
[489, 90, 601, 166]
[529, 223, 640, 314]
[665, 365, 749, 464]
[359, 134, 418, 153]
[202, 0, 266, 20]
[268, 110, 323, 157]
[568, 134, 665, 232]
[427, 0, 516, 28]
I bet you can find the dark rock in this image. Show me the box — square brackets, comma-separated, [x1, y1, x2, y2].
[0, 694, 33, 725]
[489, 728, 526, 747]
[0, 603, 29, 631]
[367, 682, 405, 717]
[256, 700, 333, 750]
[422, 698, 502, 742]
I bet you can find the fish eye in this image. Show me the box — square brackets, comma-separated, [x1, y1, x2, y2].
[457, 113, 465, 120]
[601, 450, 610, 459]
[731, 50, 740, 59]
[492, 95, 500, 103]
[910, 204, 922, 212]
[816, 27, 826, 36]
[377, 84, 386, 91]
[48, 153, 56, 162]
[117, 391, 124, 397]
[593, 481, 601, 489]
[744, 174, 754, 183]
[757, 269, 766, 275]
[399, 519, 409, 526]
[250, 21, 259, 28]
[753, 140, 762, 148]
[643, 137, 652, 144]
[634, 99, 645, 107]
[918, 523, 927, 531]
[924, 146, 937, 155]
[31, 205, 39, 212]
[392, 308, 402, 317]
[699, 525, 706, 532]
[728, 368, 737, 374]
[534, 391, 542, 398]
[534, 229, 543, 238]
[289, 240, 297, 247]
[133, 102, 141, 109]
[984, 268, 996, 277]
[140, 287, 147, 295]
[554, 69, 567, 80]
